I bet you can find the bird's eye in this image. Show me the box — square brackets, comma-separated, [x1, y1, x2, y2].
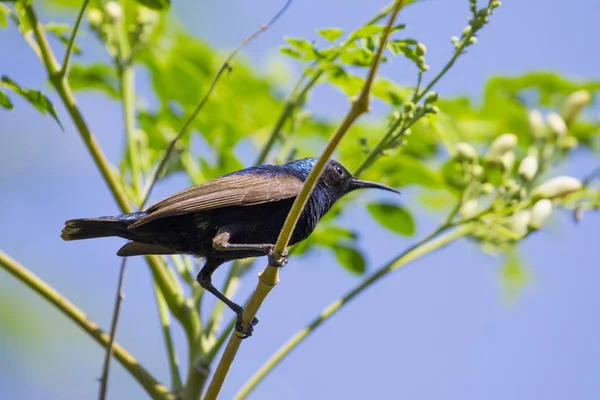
[334, 165, 344, 176]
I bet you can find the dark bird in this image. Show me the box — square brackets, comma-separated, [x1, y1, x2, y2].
[61, 158, 398, 336]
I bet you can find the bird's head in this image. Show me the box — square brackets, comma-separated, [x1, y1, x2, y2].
[284, 158, 399, 200]
[322, 159, 399, 199]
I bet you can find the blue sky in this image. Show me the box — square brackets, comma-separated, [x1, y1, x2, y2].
[1, 0, 599, 399]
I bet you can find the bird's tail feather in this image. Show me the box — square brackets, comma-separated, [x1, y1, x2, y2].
[61, 212, 147, 241]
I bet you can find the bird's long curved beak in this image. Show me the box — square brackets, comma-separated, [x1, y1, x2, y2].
[350, 179, 400, 194]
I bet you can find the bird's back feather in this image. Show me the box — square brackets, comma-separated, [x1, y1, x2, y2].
[130, 172, 304, 228]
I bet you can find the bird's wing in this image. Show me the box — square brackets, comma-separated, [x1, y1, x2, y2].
[129, 173, 304, 228]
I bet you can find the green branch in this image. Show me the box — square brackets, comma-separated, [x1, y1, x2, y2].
[202, 2, 407, 399]
[0, 251, 174, 400]
[155, 282, 183, 391]
[60, 0, 90, 77]
[20, 0, 188, 323]
[234, 224, 471, 398]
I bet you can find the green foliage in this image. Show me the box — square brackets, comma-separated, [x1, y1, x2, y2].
[45, 23, 81, 54]
[334, 245, 366, 275]
[0, 89, 12, 109]
[367, 202, 415, 236]
[0, 3, 11, 28]
[135, 0, 170, 11]
[69, 63, 120, 98]
[0, 76, 62, 128]
[317, 28, 343, 42]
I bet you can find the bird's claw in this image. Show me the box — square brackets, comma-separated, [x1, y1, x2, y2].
[234, 313, 259, 339]
[267, 246, 288, 268]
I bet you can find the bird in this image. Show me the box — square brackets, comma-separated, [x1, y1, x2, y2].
[61, 157, 399, 337]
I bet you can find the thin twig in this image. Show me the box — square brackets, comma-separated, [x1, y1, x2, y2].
[154, 282, 184, 391]
[60, 0, 90, 77]
[141, 0, 293, 207]
[0, 251, 173, 400]
[98, 258, 128, 400]
[203, 2, 406, 399]
[99, 12, 142, 396]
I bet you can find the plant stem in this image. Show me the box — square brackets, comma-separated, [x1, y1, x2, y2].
[99, 10, 141, 395]
[60, 0, 90, 77]
[203, 3, 406, 399]
[234, 224, 471, 399]
[155, 282, 184, 391]
[21, 6, 195, 395]
[0, 251, 174, 400]
[21, 0, 187, 323]
[99, 258, 128, 400]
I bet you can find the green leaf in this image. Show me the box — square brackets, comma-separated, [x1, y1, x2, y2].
[285, 37, 314, 53]
[367, 202, 415, 236]
[13, 1, 31, 33]
[134, 0, 170, 10]
[0, 3, 11, 28]
[279, 46, 302, 59]
[317, 28, 343, 42]
[69, 64, 119, 98]
[1, 75, 62, 129]
[334, 245, 366, 275]
[351, 24, 386, 39]
[327, 72, 364, 97]
[391, 23, 407, 32]
[0, 89, 12, 109]
[339, 48, 373, 67]
[45, 23, 81, 55]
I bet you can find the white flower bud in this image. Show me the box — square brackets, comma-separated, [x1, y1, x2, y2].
[105, 1, 123, 23]
[504, 178, 519, 194]
[531, 176, 582, 199]
[527, 109, 545, 139]
[472, 165, 484, 178]
[511, 209, 531, 237]
[481, 183, 495, 195]
[485, 133, 518, 161]
[561, 90, 591, 125]
[529, 199, 553, 230]
[87, 8, 103, 28]
[460, 199, 479, 217]
[455, 142, 479, 162]
[499, 151, 515, 172]
[546, 112, 567, 138]
[518, 156, 538, 181]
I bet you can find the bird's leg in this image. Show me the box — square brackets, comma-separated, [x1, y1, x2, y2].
[212, 231, 288, 268]
[196, 258, 258, 338]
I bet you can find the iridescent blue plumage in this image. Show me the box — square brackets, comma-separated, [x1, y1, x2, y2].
[223, 157, 319, 180]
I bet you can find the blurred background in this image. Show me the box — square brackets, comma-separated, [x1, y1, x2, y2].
[1, 0, 599, 399]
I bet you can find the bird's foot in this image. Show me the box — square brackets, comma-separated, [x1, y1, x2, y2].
[267, 246, 288, 268]
[234, 311, 259, 339]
